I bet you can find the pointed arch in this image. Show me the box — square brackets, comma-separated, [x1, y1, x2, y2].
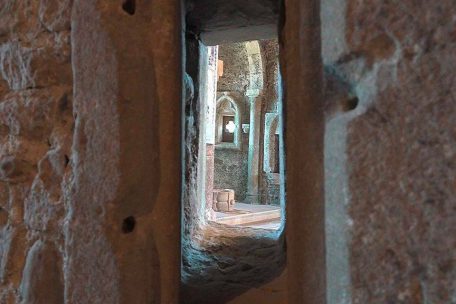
[215, 94, 242, 149]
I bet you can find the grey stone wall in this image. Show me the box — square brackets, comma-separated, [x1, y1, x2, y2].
[214, 43, 250, 201]
[218, 43, 250, 92]
[259, 39, 280, 205]
[214, 40, 280, 203]
[214, 147, 249, 201]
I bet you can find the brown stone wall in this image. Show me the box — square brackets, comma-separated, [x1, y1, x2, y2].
[323, 0, 456, 303]
[70, 1, 181, 303]
[1, 0, 182, 303]
[346, 1, 456, 302]
[0, 1, 72, 302]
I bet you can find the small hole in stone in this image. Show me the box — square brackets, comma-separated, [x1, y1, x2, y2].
[64, 155, 69, 167]
[1, 161, 13, 174]
[122, 0, 136, 15]
[345, 97, 359, 111]
[58, 94, 69, 113]
[122, 216, 136, 233]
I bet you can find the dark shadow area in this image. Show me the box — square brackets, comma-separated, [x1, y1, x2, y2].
[181, 224, 285, 304]
[122, 0, 135, 15]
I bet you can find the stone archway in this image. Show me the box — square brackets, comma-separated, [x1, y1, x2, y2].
[215, 94, 242, 149]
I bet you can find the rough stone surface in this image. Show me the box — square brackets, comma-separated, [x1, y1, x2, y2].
[218, 43, 251, 92]
[20, 240, 64, 304]
[345, 1, 456, 302]
[214, 148, 249, 201]
[186, 0, 279, 45]
[323, 0, 456, 303]
[0, 1, 72, 302]
[182, 224, 285, 304]
[258, 39, 280, 206]
[1, 0, 182, 303]
[227, 269, 287, 304]
[69, 1, 181, 303]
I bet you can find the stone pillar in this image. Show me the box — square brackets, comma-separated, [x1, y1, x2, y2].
[246, 90, 262, 204]
[204, 46, 218, 220]
[281, 0, 326, 302]
[205, 144, 215, 219]
[71, 1, 182, 303]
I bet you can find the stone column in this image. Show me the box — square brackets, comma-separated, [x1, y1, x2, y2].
[246, 89, 262, 204]
[205, 144, 215, 219]
[204, 46, 218, 220]
[281, 0, 326, 302]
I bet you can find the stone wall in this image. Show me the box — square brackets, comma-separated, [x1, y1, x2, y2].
[217, 43, 250, 92]
[70, 1, 181, 302]
[0, 0, 182, 303]
[323, 0, 456, 302]
[0, 0, 454, 303]
[214, 40, 280, 203]
[214, 43, 250, 201]
[214, 145, 249, 201]
[0, 1, 72, 302]
[259, 39, 280, 205]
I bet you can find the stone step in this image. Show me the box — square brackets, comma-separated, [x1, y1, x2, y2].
[215, 209, 281, 226]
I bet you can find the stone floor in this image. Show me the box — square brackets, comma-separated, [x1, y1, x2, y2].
[214, 203, 281, 230]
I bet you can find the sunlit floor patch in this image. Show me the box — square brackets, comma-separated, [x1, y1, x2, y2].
[214, 202, 281, 230]
[240, 219, 281, 230]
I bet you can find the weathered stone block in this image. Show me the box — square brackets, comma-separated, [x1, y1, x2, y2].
[0, 88, 69, 140]
[20, 240, 64, 304]
[0, 225, 28, 286]
[39, 0, 72, 32]
[0, 38, 71, 90]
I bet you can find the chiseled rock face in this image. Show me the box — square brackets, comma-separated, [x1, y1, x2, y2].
[2, 0, 181, 302]
[323, 0, 456, 302]
[0, 0, 72, 302]
[20, 240, 64, 304]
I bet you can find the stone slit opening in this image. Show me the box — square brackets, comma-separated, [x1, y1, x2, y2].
[181, 7, 286, 302]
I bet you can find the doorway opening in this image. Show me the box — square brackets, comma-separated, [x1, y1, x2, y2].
[204, 41, 283, 231]
[181, 2, 287, 303]
[182, 36, 286, 304]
